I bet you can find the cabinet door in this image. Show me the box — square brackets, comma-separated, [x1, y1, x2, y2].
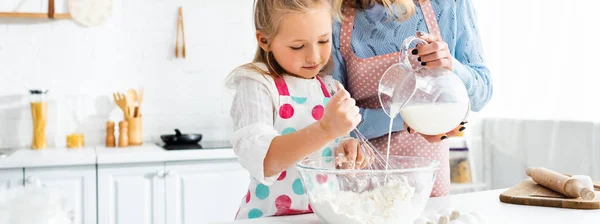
[98, 163, 166, 224]
[24, 165, 96, 224]
[0, 168, 23, 190]
[165, 160, 250, 223]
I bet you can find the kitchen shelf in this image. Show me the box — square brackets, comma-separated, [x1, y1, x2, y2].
[0, 0, 70, 20]
[0, 12, 71, 19]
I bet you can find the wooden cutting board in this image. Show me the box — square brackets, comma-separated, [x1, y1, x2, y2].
[499, 179, 600, 209]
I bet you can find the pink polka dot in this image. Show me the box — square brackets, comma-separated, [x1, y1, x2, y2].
[277, 171, 287, 181]
[245, 189, 251, 203]
[275, 195, 292, 211]
[279, 104, 294, 119]
[316, 174, 328, 184]
[312, 105, 324, 120]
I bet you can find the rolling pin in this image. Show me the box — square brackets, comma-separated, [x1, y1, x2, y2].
[526, 167, 595, 200]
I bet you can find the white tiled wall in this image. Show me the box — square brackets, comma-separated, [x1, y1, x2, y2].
[0, 0, 256, 148]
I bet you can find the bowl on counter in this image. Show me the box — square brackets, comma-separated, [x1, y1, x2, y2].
[296, 156, 440, 224]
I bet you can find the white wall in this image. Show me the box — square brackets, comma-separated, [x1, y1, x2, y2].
[472, 0, 600, 121]
[0, 0, 256, 148]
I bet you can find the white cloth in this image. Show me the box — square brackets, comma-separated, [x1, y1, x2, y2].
[227, 63, 338, 184]
[481, 117, 600, 189]
[0, 187, 71, 224]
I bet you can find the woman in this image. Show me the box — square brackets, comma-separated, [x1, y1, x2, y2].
[332, 0, 493, 196]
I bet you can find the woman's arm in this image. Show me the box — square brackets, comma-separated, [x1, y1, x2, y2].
[451, 0, 493, 112]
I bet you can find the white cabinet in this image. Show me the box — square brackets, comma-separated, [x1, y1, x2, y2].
[24, 165, 97, 224]
[97, 159, 250, 224]
[0, 168, 23, 190]
[165, 160, 250, 223]
[97, 163, 166, 224]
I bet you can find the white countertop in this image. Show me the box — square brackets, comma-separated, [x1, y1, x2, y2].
[95, 144, 236, 165]
[0, 137, 466, 169]
[0, 143, 236, 169]
[219, 189, 600, 224]
[0, 147, 97, 169]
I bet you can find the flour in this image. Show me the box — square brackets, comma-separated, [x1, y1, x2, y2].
[311, 178, 417, 224]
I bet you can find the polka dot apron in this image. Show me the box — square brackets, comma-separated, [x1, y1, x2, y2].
[339, 0, 450, 197]
[235, 76, 339, 220]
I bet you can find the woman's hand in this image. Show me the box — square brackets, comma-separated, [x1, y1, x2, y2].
[413, 32, 453, 71]
[405, 121, 467, 143]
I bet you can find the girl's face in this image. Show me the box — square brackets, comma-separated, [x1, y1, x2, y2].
[260, 7, 332, 79]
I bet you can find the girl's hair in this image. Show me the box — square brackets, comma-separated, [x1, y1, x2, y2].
[333, 0, 416, 21]
[232, 0, 334, 78]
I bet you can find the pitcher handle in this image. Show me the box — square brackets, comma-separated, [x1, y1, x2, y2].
[400, 36, 429, 72]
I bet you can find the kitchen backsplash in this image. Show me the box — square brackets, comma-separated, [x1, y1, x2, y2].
[0, 0, 256, 148]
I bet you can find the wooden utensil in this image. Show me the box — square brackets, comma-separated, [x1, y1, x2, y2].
[113, 92, 131, 119]
[526, 167, 595, 200]
[175, 7, 186, 59]
[564, 173, 600, 190]
[135, 87, 144, 117]
[179, 7, 186, 58]
[126, 89, 137, 117]
[499, 179, 600, 209]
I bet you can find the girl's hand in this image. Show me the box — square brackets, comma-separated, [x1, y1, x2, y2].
[319, 83, 361, 138]
[334, 138, 371, 169]
[405, 121, 467, 143]
[413, 32, 453, 71]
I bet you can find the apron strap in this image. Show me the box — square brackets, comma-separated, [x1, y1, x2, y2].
[315, 76, 331, 98]
[273, 76, 290, 96]
[338, 2, 356, 57]
[419, 0, 442, 40]
[275, 76, 331, 98]
[340, 1, 443, 47]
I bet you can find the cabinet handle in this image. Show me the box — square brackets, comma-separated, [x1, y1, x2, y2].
[166, 170, 176, 177]
[26, 176, 40, 185]
[155, 170, 165, 178]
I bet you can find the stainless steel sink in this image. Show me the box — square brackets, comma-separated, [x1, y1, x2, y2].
[0, 148, 17, 159]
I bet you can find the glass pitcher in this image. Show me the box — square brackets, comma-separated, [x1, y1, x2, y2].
[378, 36, 470, 136]
[30, 89, 49, 149]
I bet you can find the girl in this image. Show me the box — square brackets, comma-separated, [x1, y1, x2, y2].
[227, 0, 365, 220]
[331, 0, 493, 197]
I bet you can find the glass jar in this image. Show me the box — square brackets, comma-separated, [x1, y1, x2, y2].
[30, 89, 49, 149]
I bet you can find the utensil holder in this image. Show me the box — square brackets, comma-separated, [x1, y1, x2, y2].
[127, 116, 143, 146]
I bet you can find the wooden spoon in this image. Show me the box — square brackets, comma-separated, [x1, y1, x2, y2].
[135, 87, 144, 117]
[126, 89, 137, 117]
[179, 7, 186, 58]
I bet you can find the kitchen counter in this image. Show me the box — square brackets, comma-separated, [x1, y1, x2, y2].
[0, 143, 236, 169]
[0, 146, 97, 169]
[95, 143, 236, 165]
[220, 189, 600, 224]
[0, 137, 465, 169]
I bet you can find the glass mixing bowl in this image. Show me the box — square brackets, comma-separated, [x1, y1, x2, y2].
[297, 156, 440, 224]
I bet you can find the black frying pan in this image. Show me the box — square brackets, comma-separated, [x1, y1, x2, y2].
[160, 129, 202, 145]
